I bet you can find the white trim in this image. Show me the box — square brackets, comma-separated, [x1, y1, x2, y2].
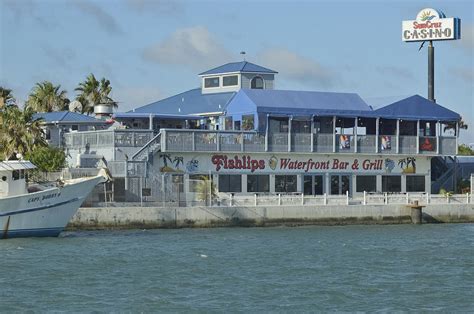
[199, 71, 277, 77]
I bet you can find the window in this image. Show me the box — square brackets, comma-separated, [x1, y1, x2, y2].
[242, 115, 254, 130]
[45, 128, 51, 140]
[406, 175, 425, 192]
[247, 175, 269, 193]
[251, 76, 264, 89]
[356, 176, 376, 192]
[12, 170, 20, 181]
[275, 175, 297, 193]
[224, 117, 233, 130]
[382, 176, 401, 193]
[204, 77, 219, 88]
[234, 121, 241, 130]
[223, 75, 238, 86]
[219, 175, 242, 192]
[71, 125, 78, 131]
[304, 175, 325, 195]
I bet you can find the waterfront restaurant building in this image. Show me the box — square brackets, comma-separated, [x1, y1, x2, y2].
[64, 61, 461, 203]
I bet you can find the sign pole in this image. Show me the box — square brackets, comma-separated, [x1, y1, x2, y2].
[428, 41, 435, 102]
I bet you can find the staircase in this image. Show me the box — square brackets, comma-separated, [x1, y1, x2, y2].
[132, 132, 161, 161]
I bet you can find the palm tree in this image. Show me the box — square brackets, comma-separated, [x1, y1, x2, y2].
[173, 156, 184, 168]
[75, 74, 117, 115]
[0, 87, 15, 109]
[0, 105, 46, 160]
[25, 81, 69, 112]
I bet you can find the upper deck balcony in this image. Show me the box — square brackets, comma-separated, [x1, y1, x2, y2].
[160, 127, 457, 155]
[64, 129, 154, 149]
[63, 117, 459, 158]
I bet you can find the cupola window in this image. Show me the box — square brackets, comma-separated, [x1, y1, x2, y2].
[223, 75, 238, 86]
[251, 76, 264, 89]
[204, 77, 220, 88]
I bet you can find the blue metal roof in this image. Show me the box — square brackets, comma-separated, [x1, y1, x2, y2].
[114, 113, 202, 120]
[33, 111, 105, 124]
[199, 61, 278, 76]
[226, 89, 375, 118]
[124, 88, 236, 116]
[374, 95, 461, 121]
[363, 95, 412, 110]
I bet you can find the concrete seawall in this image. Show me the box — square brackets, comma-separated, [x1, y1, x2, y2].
[66, 204, 474, 230]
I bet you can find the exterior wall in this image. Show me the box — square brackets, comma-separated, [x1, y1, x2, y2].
[241, 73, 274, 89]
[154, 152, 432, 195]
[201, 74, 241, 94]
[200, 72, 275, 94]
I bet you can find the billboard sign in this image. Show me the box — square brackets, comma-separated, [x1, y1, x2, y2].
[402, 8, 461, 42]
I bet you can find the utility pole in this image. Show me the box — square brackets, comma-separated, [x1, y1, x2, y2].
[428, 41, 435, 102]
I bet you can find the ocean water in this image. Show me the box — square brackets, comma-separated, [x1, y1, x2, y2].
[1, 224, 473, 312]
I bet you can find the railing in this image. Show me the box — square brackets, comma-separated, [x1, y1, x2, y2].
[399, 136, 417, 154]
[313, 134, 333, 153]
[357, 135, 376, 153]
[64, 129, 154, 149]
[107, 160, 147, 177]
[269, 133, 289, 152]
[439, 137, 456, 155]
[292, 133, 312, 152]
[419, 136, 437, 154]
[131, 132, 161, 161]
[379, 135, 397, 154]
[336, 135, 355, 153]
[65, 128, 458, 156]
[216, 192, 472, 207]
[89, 191, 472, 207]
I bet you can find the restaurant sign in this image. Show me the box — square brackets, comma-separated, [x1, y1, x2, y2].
[402, 8, 461, 42]
[158, 153, 429, 175]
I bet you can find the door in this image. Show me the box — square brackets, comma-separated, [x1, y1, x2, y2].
[304, 175, 324, 195]
[330, 174, 351, 195]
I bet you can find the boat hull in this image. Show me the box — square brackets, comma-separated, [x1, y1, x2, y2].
[0, 176, 103, 238]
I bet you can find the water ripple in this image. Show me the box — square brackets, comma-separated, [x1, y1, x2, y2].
[1, 224, 473, 311]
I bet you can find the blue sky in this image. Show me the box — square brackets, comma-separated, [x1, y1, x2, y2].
[1, 0, 473, 143]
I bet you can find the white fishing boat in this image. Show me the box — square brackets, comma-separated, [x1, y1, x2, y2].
[0, 161, 108, 238]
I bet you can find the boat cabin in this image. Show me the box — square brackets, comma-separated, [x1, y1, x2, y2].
[0, 161, 37, 197]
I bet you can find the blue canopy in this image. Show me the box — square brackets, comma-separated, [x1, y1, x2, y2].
[226, 89, 375, 118]
[374, 95, 461, 121]
[123, 88, 236, 116]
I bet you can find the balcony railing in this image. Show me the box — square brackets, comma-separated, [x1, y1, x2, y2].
[64, 129, 154, 149]
[160, 130, 457, 155]
[399, 136, 417, 154]
[64, 128, 458, 156]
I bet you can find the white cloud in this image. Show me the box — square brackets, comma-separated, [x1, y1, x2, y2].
[126, 0, 184, 16]
[257, 48, 337, 88]
[142, 26, 232, 70]
[73, 0, 123, 35]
